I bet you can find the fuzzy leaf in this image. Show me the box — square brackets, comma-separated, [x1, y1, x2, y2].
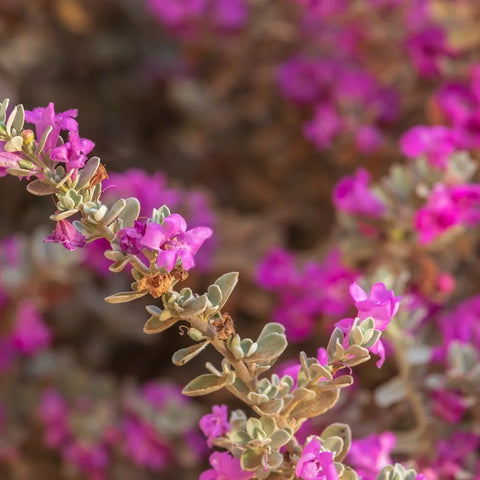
[207, 284, 222, 306]
[102, 199, 126, 226]
[270, 429, 291, 449]
[117, 197, 140, 227]
[321, 424, 351, 462]
[143, 315, 177, 334]
[26, 180, 57, 196]
[258, 398, 284, 415]
[229, 430, 250, 445]
[240, 448, 264, 471]
[105, 290, 148, 304]
[76, 157, 100, 189]
[244, 332, 287, 364]
[182, 374, 227, 396]
[214, 272, 238, 308]
[172, 340, 210, 366]
[290, 385, 339, 420]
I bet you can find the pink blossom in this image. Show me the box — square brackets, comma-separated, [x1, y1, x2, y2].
[349, 282, 401, 330]
[11, 301, 51, 355]
[38, 389, 70, 448]
[50, 131, 95, 171]
[431, 389, 466, 424]
[212, 0, 248, 31]
[405, 27, 455, 78]
[400, 126, 459, 169]
[140, 214, 212, 271]
[25, 102, 78, 154]
[257, 248, 357, 341]
[200, 405, 230, 448]
[0, 152, 20, 177]
[45, 219, 86, 251]
[347, 432, 396, 480]
[355, 125, 383, 154]
[295, 437, 338, 480]
[303, 104, 343, 150]
[122, 417, 171, 471]
[414, 184, 480, 244]
[116, 221, 147, 255]
[63, 441, 109, 480]
[200, 451, 253, 480]
[333, 168, 385, 218]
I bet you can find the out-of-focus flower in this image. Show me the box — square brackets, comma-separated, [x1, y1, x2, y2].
[11, 301, 51, 355]
[431, 389, 466, 424]
[38, 389, 70, 448]
[400, 126, 459, 169]
[347, 432, 396, 480]
[295, 437, 338, 480]
[333, 168, 385, 218]
[200, 451, 253, 480]
[303, 104, 343, 150]
[199, 405, 230, 447]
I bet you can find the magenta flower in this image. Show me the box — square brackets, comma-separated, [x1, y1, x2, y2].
[63, 441, 109, 480]
[122, 417, 171, 471]
[11, 301, 51, 355]
[117, 221, 147, 255]
[140, 214, 212, 271]
[212, 0, 248, 31]
[405, 27, 455, 78]
[347, 432, 396, 480]
[355, 125, 383, 154]
[257, 248, 357, 341]
[349, 282, 401, 331]
[431, 389, 466, 424]
[147, 0, 206, 35]
[200, 451, 253, 480]
[50, 131, 95, 171]
[0, 152, 20, 177]
[45, 219, 86, 251]
[414, 184, 480, 244]
[335, 282, 399, 367]
[333, 168, 385, 218]
[200, 405, 230, 447]
[400, 126, 459, 169]
[295, 437, 338, 480]
[303, 104, 343, 150]
[25, 102, 78, 154]
[38, 389, 70, 448]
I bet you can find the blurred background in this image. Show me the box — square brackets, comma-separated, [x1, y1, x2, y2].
[0, 0, 479, 479]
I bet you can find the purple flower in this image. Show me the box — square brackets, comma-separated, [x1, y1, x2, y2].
[257, 248, 357, 341]
[140, 214, 212, 271]
[212, 0, 248, 31]
[50, 131, 95, 171]
[38, 389, 70, 448]
[333, 168, 385, 218]
[335, 282, 400, 367]
[355, 125, 383, 154]
[431, 389, 466, 424]
[405, 27, 455, 78]
[303, 104, 343, 150]
[117, 221, 147, 255]
[400, 126, 459, 169]
[414, 183, 480, 244]
[295, 437, 338, 480]
[349, 282, 401, 331]
[63, 441, 109, 480]
[122, 417, 171, 471]
[45, 219, 87, 251]
[199, 405, 230, 447]
[147, 0, 206, 35]
[200, 451, 253, 480]
[11, 301, 51, 355]
[0, 152, 20, 177]
[25, 102, 78, 154]
[347, 432, 396, 480]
